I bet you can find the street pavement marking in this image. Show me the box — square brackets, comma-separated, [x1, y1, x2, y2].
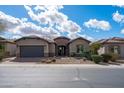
[73, 77, 80, 81]
[73, 77, 88, 81]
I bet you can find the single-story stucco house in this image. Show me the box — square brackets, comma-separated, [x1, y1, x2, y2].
[1, 35, 124, 59]
[15, 36, 91, 58]
[0, 37, 16, 57]
[98, 37, 124, 58]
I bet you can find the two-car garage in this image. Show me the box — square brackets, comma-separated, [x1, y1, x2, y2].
[20, 46, 44, 58]
[15, 36, 50, 58]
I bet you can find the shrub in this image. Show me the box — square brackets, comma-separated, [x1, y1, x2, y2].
[83, 51, 92, 60]
[110, 53, 119, 62]
[91, 55, 103, 64]
[75, 53, 83, 57]
[52, 59, 56, 62]
[0, 51, 6, 62]
[0, 53, 3, 62]
[101, 54, 112, 62]
[0, 56, 2, 61]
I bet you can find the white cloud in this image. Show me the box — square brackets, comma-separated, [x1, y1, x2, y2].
[34, 5, 63, 12]
[112, 11, 124, 23]
[0, 5, 91, 41]
[67, 32, 94, 41]
[0, 11, 60, 39]
[24, 5, 40, 23]
[57, 20, 81, 32]
[115, 5, 124, 8]
[24, 5, 66, 25]
[21, 18, 28, 22]
[24, 5, 81, 33]
[0, 10, 26, 31]
[121, 29, 124, 34]
[84, 19, 111, 31]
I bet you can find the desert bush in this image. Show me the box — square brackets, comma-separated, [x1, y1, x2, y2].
[83, 51, 92, 60]
[110, 53, 119, 62]
[70, 51, 92, 60]
[101, 54, 112, 62]
[0, 56, 2, 61]
[52, 59, 56, 62]
[0, 53, 3, 62]
[91, 55, 103, 64]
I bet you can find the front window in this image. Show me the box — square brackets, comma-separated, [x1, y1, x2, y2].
[76, 45, 84, 53]
[109, 45, 120, 54]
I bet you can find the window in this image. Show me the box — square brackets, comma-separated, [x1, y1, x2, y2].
[109, 45, 120, 54]
[77, 45, 84, 53]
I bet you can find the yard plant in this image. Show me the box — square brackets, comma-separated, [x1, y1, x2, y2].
[0, 52, 3, 62]
[90, 42, 101, 55]
[110, 53, 119, 62]
[101, 54, 112, 62]
[0, 44, 5, 62]
[91, 55, 103, 64]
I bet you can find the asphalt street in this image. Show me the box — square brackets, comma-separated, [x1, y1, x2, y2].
[0, 65, 124, 88]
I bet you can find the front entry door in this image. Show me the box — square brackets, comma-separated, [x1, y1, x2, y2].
[58, 46, 66, 56]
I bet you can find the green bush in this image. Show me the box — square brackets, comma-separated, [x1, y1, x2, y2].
[0, 54, 3, 62]
[0, 56, 2, 61]
[91, 55, 103, 64]
[83, 51, 92, 60]
[70, 51, 92, 60]
[101, 54, 112, 62]
[75, 53, 83, 57]
[110, 53, 119, 62]
[52, 59, 56, 62]
[0, 51, 5, 62]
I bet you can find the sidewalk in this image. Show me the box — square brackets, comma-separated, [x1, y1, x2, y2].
[0, 62, 124, 68]
[0, 57, 124, 68]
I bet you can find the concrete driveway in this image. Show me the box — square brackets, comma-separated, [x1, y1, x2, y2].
[0, 64, 124, 88]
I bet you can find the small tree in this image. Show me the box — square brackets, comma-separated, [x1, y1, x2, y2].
[90, 42, 101, 55]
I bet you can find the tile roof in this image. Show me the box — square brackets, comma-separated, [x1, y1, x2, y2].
[15, 35, 91, 44]
[54, 36, 70, 41]
[69, 37, 91, 44]
[0, 36, 15, 44]
[97, 37, 124, 44]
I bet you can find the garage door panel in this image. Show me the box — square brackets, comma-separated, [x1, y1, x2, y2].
[20, 46, 44, 57]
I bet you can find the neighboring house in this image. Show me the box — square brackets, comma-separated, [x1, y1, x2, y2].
[15, 36, 90, 58]
[98, 37, 124, 58]
[0, 37, 16, 57]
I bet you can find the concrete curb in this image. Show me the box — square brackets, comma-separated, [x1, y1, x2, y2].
[0, 63, 124, 68]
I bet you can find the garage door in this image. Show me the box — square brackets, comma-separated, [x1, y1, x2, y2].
[20, 46, 44, 57]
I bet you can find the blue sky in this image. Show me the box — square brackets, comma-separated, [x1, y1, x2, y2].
[0, 5, 124, 41]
